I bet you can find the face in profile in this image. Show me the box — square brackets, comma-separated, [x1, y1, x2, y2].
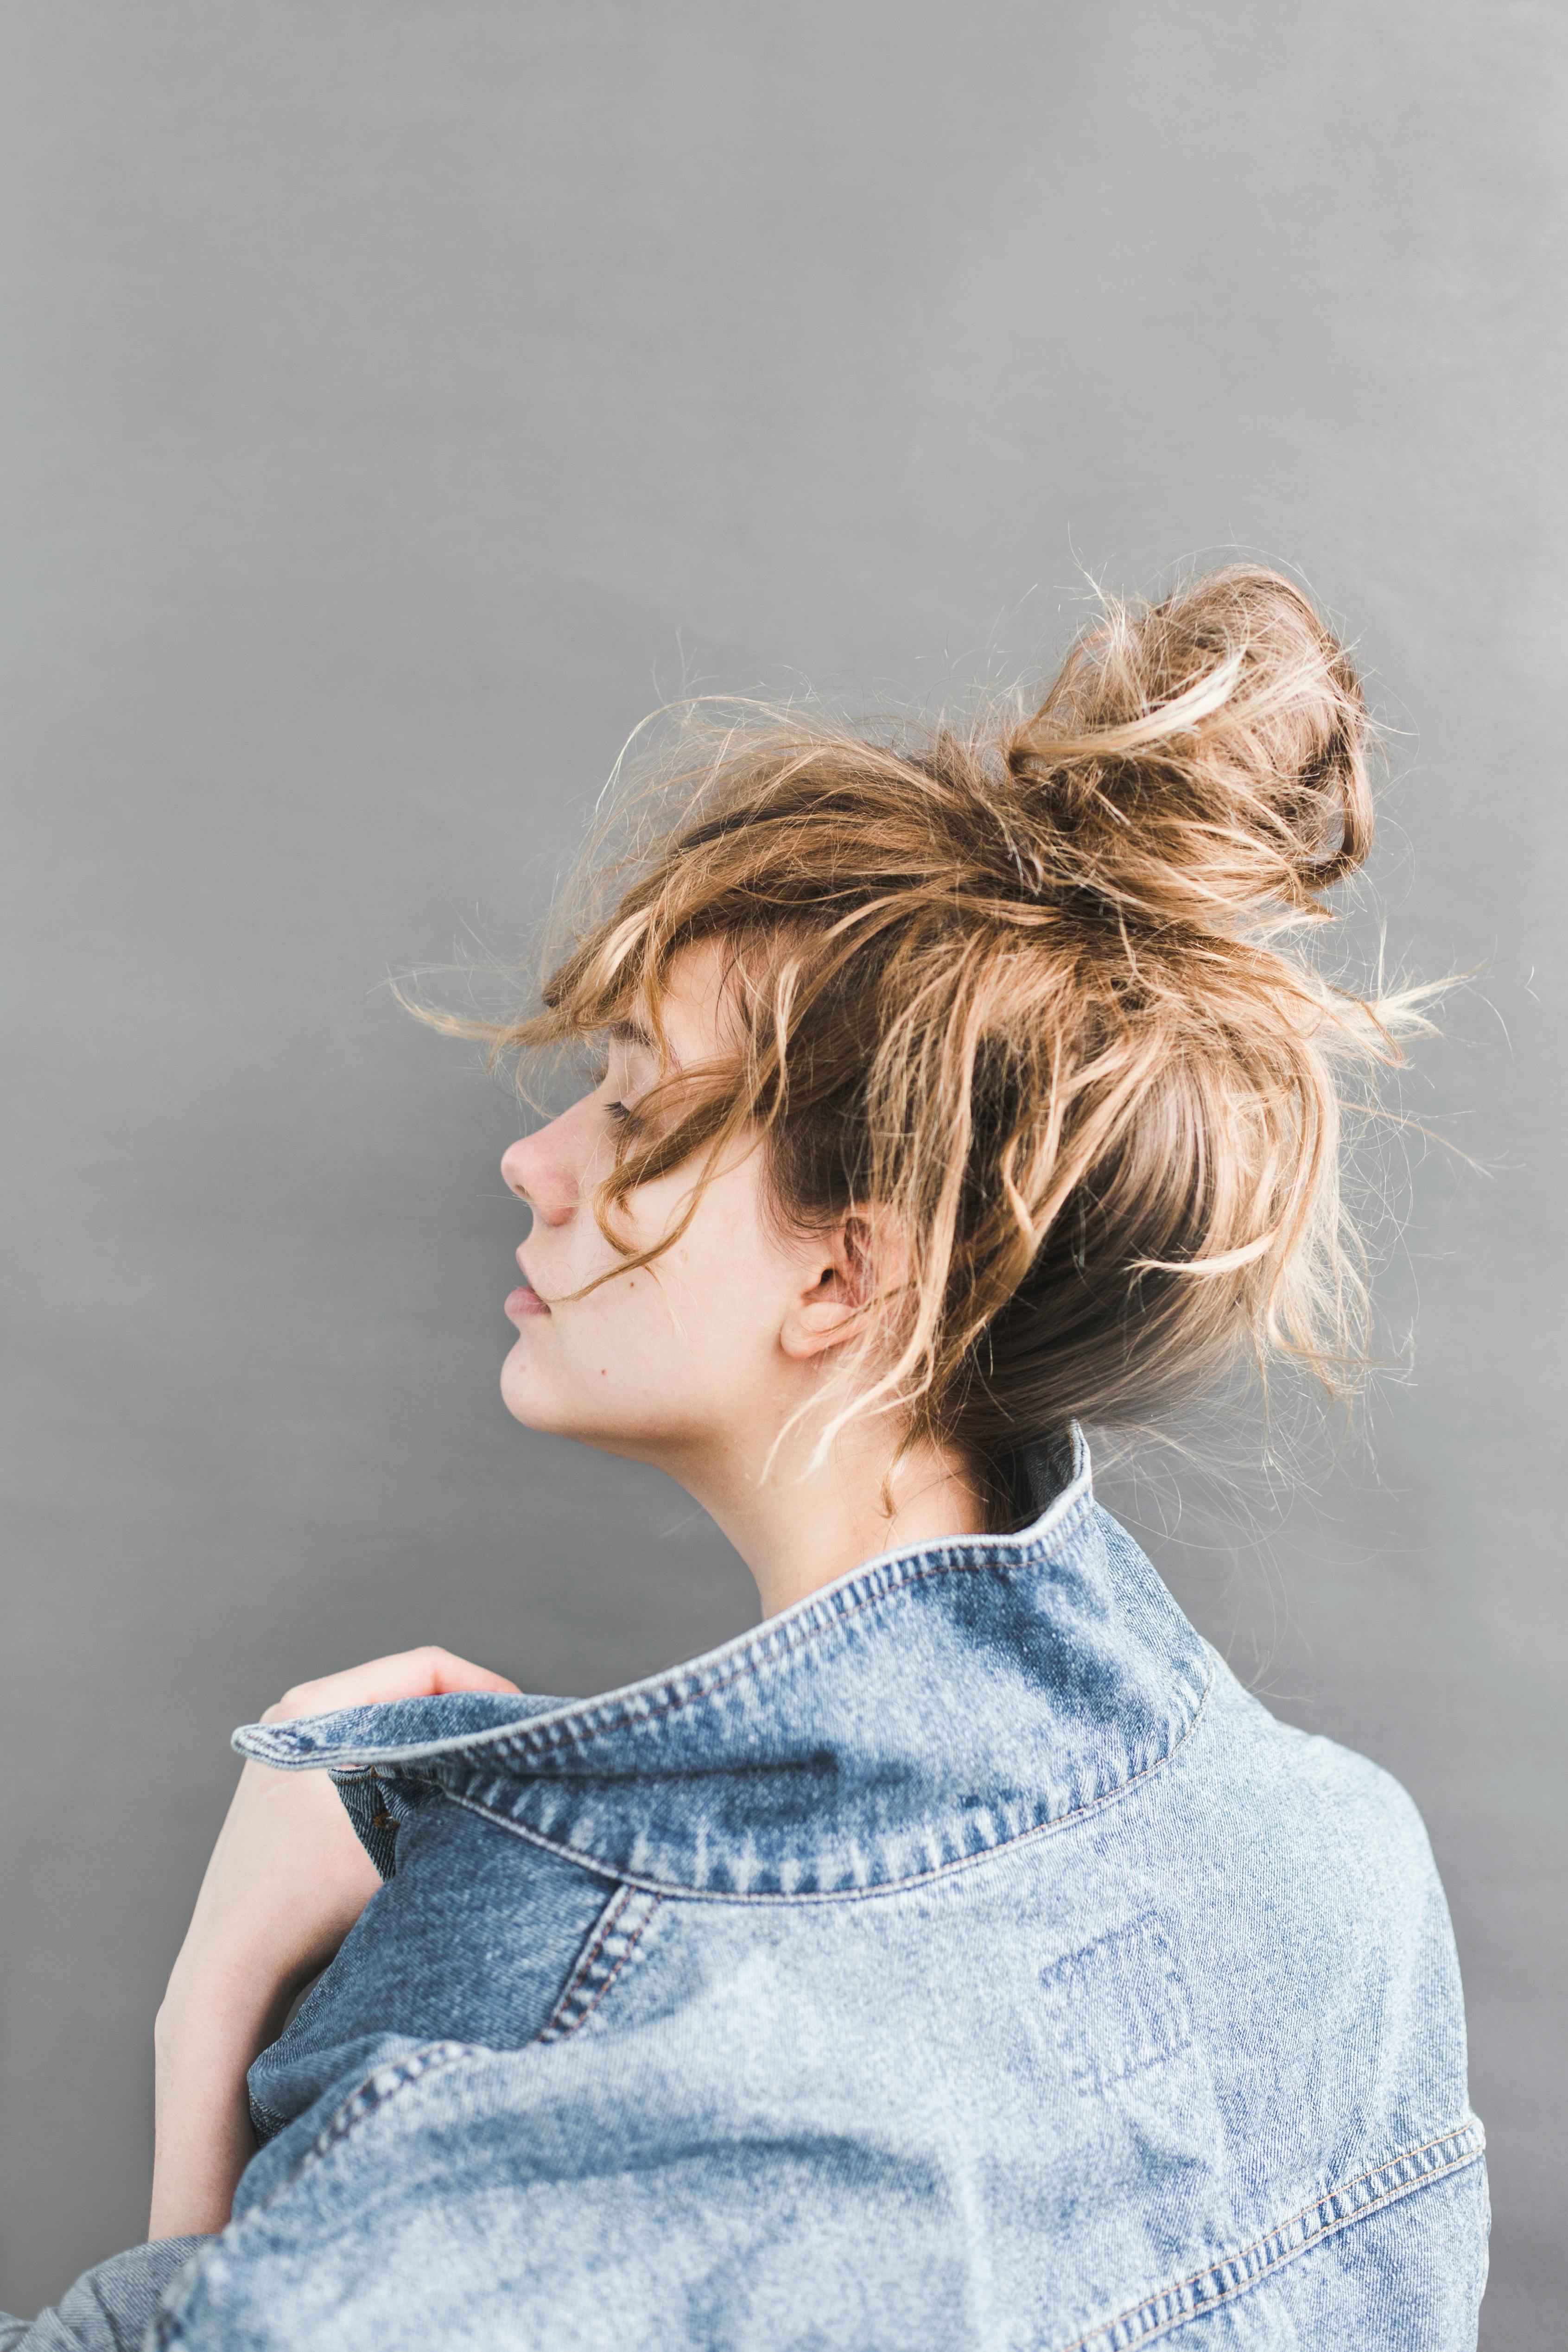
[497, 941, 853, 1476]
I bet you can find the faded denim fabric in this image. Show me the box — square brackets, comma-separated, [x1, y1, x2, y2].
[4, 1434, 1487, 2349]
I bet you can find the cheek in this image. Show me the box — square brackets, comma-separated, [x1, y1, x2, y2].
[511, 1166, 792, 1432]
[639, 1174, 802, 1382]
[504, 1263, 736, 1445]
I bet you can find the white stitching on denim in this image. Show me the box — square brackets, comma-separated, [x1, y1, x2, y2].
[1048, 2118, 1486, 2352]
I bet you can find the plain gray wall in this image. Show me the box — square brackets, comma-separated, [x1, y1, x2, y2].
[2, 1, 1562, 2337]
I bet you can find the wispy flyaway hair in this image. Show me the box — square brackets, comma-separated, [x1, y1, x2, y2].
[427, 566, 1432, 1512]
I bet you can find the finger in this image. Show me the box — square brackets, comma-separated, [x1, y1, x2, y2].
[352, 1645, 523, 1699]
[263, 1647, 522, 1723]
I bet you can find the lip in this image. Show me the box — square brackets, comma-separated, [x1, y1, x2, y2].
[506, 1262, 551, 1319]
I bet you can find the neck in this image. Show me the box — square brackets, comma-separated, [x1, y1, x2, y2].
[667, 1421, 990, 1620]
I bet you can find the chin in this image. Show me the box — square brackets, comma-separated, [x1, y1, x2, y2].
[497, 1365, 676, 1463]
[500, 1394, 560, 1437]
[499, 1347, 555, 1431]
[500, 1355, 598, 1443]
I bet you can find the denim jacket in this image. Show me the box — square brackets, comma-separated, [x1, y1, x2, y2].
[4, 1434, 1486, 2350]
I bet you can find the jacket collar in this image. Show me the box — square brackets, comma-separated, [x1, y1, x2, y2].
[235, 1430, 1213, 1901]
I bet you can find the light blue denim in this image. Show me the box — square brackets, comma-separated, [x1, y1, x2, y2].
[4, 1433, 1487, 2349]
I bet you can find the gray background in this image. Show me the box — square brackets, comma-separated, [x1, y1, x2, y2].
[1, 1, 1562, 2338]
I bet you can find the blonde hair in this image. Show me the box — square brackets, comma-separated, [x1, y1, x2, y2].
[433, 566, 1431, 1514]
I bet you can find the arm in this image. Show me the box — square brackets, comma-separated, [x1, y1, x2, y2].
[148, 1647, 519, 2242]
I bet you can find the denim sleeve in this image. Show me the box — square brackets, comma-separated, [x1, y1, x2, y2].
[0, 2240, 206, 2352]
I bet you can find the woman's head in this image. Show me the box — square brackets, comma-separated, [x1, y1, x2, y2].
[495, 936, 889, 1477]
[471, 566, 1424, 1523]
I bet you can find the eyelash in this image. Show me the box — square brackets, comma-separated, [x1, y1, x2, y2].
[586, 1062, 637, 1132]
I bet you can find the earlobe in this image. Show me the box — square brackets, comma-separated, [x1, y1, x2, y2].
[777, 1211, 895, 1362]
[779, 1290, 863, 1362]
[778, 1239, 867, 1363]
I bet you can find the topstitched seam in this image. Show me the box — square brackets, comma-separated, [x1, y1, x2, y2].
[543, 1895, 661, 2040]
[537, 1883, 637, 2036]
[1051, 2118, 1485, 2352]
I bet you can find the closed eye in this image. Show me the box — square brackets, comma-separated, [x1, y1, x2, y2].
[591, 1073, 639, 1134]
[585, 1034, 653, 1137]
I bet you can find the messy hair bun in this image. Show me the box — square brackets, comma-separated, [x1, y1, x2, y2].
[1003, 566, 1373, 923]
[448, 567, 1430, 1508]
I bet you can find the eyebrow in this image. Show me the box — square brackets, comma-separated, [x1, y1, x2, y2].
[607, 1016, 667, 1060]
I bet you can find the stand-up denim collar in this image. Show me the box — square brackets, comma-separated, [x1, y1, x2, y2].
[236, 1429, 1213, 1901]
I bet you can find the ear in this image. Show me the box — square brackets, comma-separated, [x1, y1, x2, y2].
[778, 1210, 903, 1363]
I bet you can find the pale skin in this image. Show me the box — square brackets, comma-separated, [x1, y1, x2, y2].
[149, 940, 985, 2239]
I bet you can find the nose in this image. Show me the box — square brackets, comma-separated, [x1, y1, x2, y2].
[500, 1116, 578, 1226]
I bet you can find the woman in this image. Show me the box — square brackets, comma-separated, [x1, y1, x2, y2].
[4, 568, 1487, 2349]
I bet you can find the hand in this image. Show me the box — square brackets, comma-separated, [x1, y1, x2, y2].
[148, 1646, 520, 2242]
